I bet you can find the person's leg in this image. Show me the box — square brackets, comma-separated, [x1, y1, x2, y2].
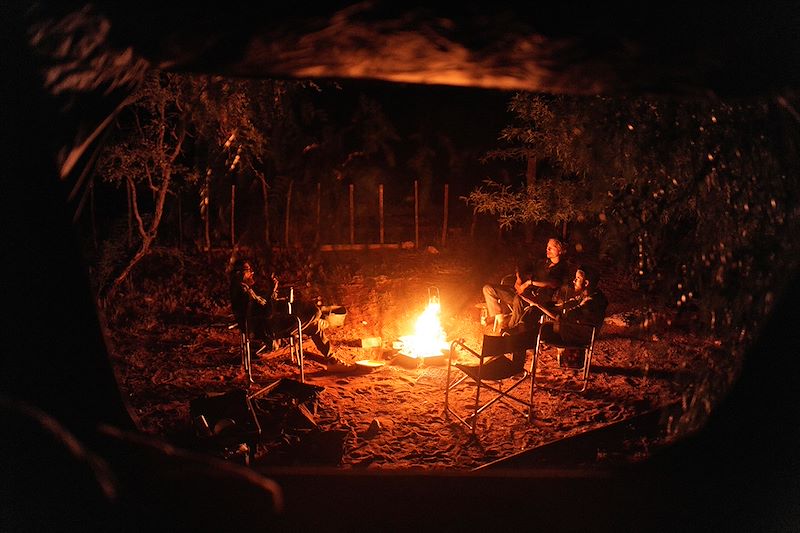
[248, 312, 274, 344]
[507, 294, 531, 328]
[483, 283, 515, 316]
[538, 322, 564, 344]
[305, 321, 332, 357]
[556, 322, 594, 346]
[518, 306, 543, 330]
[292, 301, 333, 358]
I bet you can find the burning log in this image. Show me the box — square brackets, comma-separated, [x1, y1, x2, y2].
[393, 288, 450, 368]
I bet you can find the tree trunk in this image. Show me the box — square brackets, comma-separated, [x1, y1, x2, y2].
[260, 176, 270, 247]
[104, 168, 173, 300]
[102, 125, 185, 300]
[284, 180, 293, 248]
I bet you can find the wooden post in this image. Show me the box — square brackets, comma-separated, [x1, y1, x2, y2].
[379, 184, 384, 244]
[230, 184, 236, 248]
[285, 180, 293, 248]
[178, 193, 183, 250]
[414, 179, 419, 249]
[315, 181, 321, 246]
[349, 183, 355, 244]
[441, 183, 449, 247]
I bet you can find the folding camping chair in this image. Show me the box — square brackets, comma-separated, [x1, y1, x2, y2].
[444, 329, 538, 434]
[531, 315, 598, 393]
[232, 286, 305, 384]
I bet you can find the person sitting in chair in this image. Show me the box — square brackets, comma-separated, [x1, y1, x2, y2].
[528, 264, 608, 365]
[483, 238, 570, 332]
[229, 259, 352, 372]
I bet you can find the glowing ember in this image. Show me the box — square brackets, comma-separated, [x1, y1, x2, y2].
[397, 300, 450, 359]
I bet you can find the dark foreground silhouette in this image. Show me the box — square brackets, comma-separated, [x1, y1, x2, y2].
[3, 4, 798, 530]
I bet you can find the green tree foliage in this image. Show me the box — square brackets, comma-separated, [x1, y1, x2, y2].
[94, 72, 284, 295]
[465, 93, 606, 232]
[93, 73, 406, 294]
[95, 71, 192, 299]
[473, 92, 800, 342]
[473, 91, 800, 436]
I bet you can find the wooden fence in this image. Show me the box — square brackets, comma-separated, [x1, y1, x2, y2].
[226, 179, 463, 251]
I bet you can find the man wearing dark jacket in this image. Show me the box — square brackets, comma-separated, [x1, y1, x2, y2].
[229, 259, 352, 371]
[530, 264, 608, 346]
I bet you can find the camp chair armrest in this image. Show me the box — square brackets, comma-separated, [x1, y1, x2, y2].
[500, 273, 517, 286]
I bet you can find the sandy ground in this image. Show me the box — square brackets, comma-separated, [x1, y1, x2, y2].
[109, 248, 724, 471]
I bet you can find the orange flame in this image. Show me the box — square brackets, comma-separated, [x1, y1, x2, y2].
[398, 301, 449, 358]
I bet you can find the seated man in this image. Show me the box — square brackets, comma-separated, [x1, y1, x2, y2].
[229, 259, 351, 371]
[481, 261, 529, 331]
[483, 238, 570, 332]
[528, 264, 608, 366]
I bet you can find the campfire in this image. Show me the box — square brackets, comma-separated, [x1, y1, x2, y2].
[395, 288, 450, 363]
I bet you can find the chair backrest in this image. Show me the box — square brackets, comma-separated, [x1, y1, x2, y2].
[480, 334, 513, 357]
[480, 331, 536, 357]
[230, 291, 249, 333]
[482, 329, 538, 370]
[500, 273, 517, 286]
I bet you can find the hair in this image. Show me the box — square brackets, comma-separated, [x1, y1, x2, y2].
[576, 264, 599, 285]
[229, 258, 252, 283]
[548, 238, 566, 255]
[231, 259, 249, 273]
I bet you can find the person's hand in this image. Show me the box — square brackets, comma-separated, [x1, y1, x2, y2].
[516, 279, 531, 295]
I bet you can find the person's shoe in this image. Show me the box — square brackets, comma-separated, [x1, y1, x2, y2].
[326, 356, 355, 373]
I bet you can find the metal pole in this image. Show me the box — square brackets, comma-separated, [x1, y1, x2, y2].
[260, 177, 269, 246]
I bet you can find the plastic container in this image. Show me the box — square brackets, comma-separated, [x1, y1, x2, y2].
[327, 306, 347, 327]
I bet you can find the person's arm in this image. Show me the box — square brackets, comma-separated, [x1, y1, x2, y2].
[516, 278, 532, 295]
[530, 278, 557, 289]
[517, 261, 560, 293]
[513, 268, 524, 293]
[562, 294, 606, 327]
[526, 299, 559, 320]
[270, 273, 279, 299]
[531, 261, 564, 289]
[242, 282, 268, 306]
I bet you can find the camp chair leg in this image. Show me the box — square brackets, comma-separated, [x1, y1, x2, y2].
[532, 321, 597, 393]
[289, 314, 305, 383]
[241, 331, 254, 384]
[445, 336, 536, 435]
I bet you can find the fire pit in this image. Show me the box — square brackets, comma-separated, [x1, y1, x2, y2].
[393, 288, 450, 368]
